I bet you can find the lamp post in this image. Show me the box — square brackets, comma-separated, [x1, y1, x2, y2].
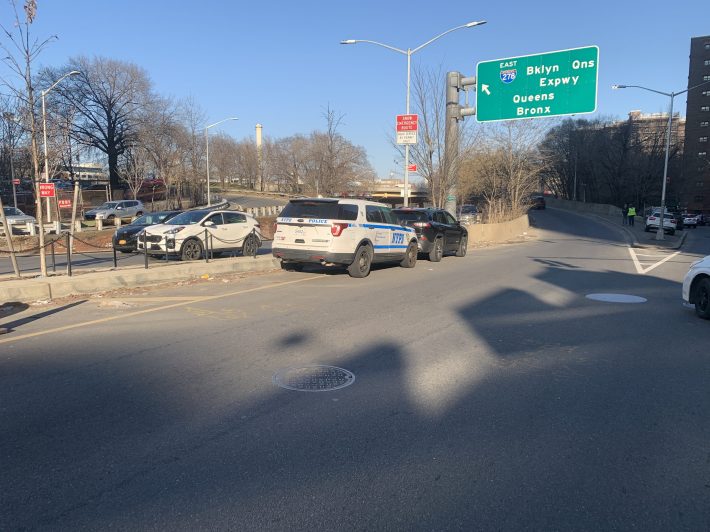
[612, 80, 710, 240]
[205, 117, 238, 206]
[42, 70, 80, 222]
[341, 21, 486, 207]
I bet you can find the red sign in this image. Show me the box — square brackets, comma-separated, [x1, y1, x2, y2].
[396, 114, 418, 131]
[39, 182, 55, 197]
[12, 178, 20, 185]
[58, 199, 72, 209]
[407, 164, 417, 172]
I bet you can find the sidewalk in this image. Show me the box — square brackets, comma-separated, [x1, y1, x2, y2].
[589, 212, 686, 250]
[0, 255, 281, 303]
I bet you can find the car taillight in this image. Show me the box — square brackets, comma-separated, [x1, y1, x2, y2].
[331, 223, 348, 237]
[413, 222, 431, 228]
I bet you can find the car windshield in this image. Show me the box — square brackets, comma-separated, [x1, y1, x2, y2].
[3, 207, 23, 216]
[131, 212, 171, 225]
[96, 202, 118, 210]
[165, 210, 208, 225]
[280, 201, 358, 221]
[393, 210, 427, 223]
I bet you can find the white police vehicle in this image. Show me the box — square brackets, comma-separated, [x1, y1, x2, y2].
[272, 198, 418, 277]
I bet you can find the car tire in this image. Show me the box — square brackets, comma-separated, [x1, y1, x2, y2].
[455, 235, 468, 257]
[180, 238, 203, 261]
[348, 244, 373, 278]
[644, 226, 650, 232]
[399, 241, 418, 268]
[242, 234, 260, 257]
[695, 278, 710, 319]
[281, 261, 303, 272]
[668, 229, 675, 235]
[428, 237, 443, 262]
[106, 215, 115, 222]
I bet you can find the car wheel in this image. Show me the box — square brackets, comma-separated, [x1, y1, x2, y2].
[668, 229, 675, 235]
[455, 235, 468, 257]
[242, 234, 260, 257]
[106, 215, 115, 222]
[399, 241, 418, 268]
[644, 226, 650, 232]
[428, 237, 443, 262]
[348, 244, 373, 278]
[695, 278, 710, 319]
[281, 261, 303, 272]
[180, 238, 203, 261]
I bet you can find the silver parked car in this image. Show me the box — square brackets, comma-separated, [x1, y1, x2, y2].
[1, 206, 36, 233]
[84, 200, 145, 222]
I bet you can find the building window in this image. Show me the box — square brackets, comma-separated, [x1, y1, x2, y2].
[705, 60, 710, 66]
[704, 91, 710, 97]
[699, 152, 708, 157]
[705, 43, 710, 50]
[697, 182, 705, 188]
[703, 106, 710, 112]
[695, 196, 705, 202]
[702, 122, 710, 127]
[701, 137, 709, 143]
[704, 75, 710, 82]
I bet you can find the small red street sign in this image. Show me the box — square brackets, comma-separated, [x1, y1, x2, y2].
[12, 178, 20, 185]
[58, 199, 72, 209]
[407, 164, 417, 172]
[39, 182, 55, 197]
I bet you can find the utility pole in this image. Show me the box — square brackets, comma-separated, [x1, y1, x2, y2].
[256, 123, 263, 192]
[444, 71, 476, 216]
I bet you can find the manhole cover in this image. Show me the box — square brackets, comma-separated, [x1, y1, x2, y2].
[273, 365, 355, 392]
[586, 293, 647, 303]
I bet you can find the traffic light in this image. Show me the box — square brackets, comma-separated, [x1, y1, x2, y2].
[447, 71, 476, 121]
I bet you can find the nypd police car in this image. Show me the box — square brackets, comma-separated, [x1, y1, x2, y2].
[272, 198, 418, 277]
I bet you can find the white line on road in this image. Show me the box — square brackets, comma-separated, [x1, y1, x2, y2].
[628, 248, 680, 275]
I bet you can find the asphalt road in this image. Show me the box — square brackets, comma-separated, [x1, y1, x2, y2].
[2, 209, 710, 530]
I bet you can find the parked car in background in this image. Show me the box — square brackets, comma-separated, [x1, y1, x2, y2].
[682, 255, 710, 319]
[392, 207, 468, 262]
[84, 200, 145, 222]
[645, 211, 677, 235]
[458, 204, 480, 225]
[531, 196, 546, 210]
[683, 213, 699, 229]
[273, 198, 418, 277]
[112, 210, 182, 253]
[138, 209, 261, 261]
[1, 206, 36, 233]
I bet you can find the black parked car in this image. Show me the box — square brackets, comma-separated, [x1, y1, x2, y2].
[392, 207, 468, 262]
[112, 210, 181, 253]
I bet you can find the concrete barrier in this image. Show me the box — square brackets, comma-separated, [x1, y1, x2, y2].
[466, 214, 530, 245]
[546, 197, 623, 218]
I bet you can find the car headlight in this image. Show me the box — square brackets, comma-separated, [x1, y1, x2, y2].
[164, 226, 185, 235]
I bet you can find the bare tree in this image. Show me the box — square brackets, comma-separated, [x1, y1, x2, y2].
[44, 56, 154, 190]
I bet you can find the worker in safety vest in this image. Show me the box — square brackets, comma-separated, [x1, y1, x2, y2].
[627, 205, 636, 226]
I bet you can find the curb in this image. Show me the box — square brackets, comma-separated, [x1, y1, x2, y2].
[0, 256, 281, 303]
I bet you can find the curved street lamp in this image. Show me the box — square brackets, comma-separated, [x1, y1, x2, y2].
[42, 70, 81, 222]
[205, 117, 239, 206]
[341, 21, 486, 206]
[612, 79, 710, 240]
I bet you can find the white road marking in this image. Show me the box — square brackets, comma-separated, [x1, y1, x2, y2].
[628, 248, 680, 275]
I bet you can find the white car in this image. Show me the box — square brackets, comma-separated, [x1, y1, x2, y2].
[84, 200, 144, 222]
[644, 211, 677, 235]
[272, 197, 418, 278]
[137, 209, 261, 260]
[1, 206, 36, 233]
[682, 255, 710, 319]
[682, 213, 699, 228]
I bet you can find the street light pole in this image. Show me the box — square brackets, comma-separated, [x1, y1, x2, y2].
[41, 70, 80, 223]
[341, 21, 486, 207]
[205, 117, 238, 207]
[612, 80, 710, 240]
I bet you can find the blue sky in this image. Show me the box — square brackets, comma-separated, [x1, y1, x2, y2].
[3, 0, 708, 179]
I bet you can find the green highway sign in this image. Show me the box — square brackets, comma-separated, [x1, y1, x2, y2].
[476, 46, 599, 122]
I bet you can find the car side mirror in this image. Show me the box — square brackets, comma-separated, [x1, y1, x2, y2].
[116, 206, 124, 210]
[203, 220, 215, 227]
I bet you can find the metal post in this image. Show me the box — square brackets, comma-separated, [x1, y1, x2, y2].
[165, 235, 169, 261]
[144, 236, 148, 269]
[444, 71, 460, 215]
[403, 49, 411, 208]
[210, 233, 215, 260]
[66, 232, 72, 276]
[657, 93, 674, 241]
[113, 245, 117, 268]
[42, 90, 51, 223]
[51, 239, 56, 273]
[204, 229, 210, 263]
[205, 127, 211, 207]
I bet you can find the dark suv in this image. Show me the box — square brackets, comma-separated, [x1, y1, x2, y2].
[392, 208, 468, 262]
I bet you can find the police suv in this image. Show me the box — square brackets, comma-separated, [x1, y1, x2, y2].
[272, 198, 418, 278]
